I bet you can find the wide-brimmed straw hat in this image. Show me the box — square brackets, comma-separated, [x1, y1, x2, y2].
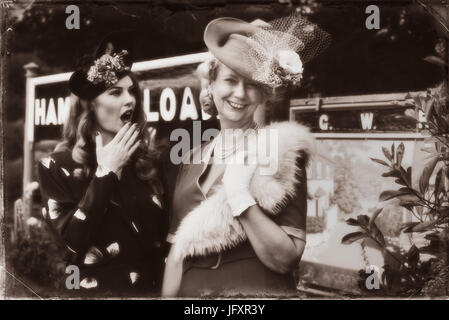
[204, 14, 330, 88]
[69, 32, 135, 100]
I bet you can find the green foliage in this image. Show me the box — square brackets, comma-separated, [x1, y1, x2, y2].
[8, 217, 68, 292]
[342, 85, 449, 297]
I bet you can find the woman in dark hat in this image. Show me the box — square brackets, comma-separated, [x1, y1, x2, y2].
[38, 35, 168, 296]
[162, 14, 330, 297]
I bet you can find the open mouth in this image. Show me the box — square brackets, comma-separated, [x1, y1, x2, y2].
[120, 109, 134, 123]
[227, 101, 249, 110]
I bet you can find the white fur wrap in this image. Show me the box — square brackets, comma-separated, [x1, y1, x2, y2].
[172, 121, 315, 261]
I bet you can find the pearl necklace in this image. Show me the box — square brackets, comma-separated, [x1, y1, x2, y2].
[213, 123, 259, 160]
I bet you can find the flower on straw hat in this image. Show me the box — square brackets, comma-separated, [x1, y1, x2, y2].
[276, 50, 303, 75]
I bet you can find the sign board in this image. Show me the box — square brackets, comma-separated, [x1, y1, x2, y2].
[31, 53, 219, 144]
[290, 92, 425, 134]
[290, 92, 426, 295]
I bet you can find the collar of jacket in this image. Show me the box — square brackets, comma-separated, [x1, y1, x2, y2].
[171, 121, 315, 261]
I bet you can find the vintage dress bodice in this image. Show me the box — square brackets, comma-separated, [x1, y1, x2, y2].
[167, 136, 308, 260]
[38, 150, 168, 295]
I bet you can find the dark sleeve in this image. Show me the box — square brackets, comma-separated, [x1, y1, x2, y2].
[158, 148, 181, 245]
[271, 154, 308, 242]
[37, 154, 120, 256]
[159, 148, 180, 211]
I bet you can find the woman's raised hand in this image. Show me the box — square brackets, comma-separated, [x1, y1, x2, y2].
[95, 122, 141, 174]
[222, 140, 259, 217]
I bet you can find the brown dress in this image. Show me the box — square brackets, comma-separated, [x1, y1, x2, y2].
[167, 140, 308, 297]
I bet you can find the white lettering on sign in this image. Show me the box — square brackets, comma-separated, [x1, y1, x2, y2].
[46, 99, 58, 125]
[179, 87, 199, 121]
[35, 99, 46, 125]
[360, 112, 374, 130]
[143, 89, 159, 122]
[36, 87, 214, 126]
[159, 88, 177, 121]
[58, 97, 71, 124]
[319, 114, 329, 130]
[35, 97, 70, 126]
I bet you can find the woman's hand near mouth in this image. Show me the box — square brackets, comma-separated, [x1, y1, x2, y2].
[95, 122, 140, 177]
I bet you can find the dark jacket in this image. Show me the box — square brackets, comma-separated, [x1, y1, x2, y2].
[38, 150, 168, 297]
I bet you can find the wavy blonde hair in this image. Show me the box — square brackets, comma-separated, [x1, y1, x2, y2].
[55, 73, 161, 186]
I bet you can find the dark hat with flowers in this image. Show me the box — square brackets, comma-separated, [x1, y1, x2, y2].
[204, 14, 331, 89]
[69, 32, 134, 100]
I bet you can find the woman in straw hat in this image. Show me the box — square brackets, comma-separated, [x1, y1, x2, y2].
[162, 15, 330, 297]
[38, 34, 168, 296]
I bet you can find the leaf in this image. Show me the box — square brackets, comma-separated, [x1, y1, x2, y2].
[357, 215, 370, 228]
[381, 170, 401, 178]
[411, 220, 439, 233]
[434, 168, 443, 203]
[396, 143, 405, 167]
[379, 190, 411, 202]
[391, 143, 395, 159]
[419, 247, 439, 255]
[370, 222, 386, 246]
[419, 156, 440, 194]
[395, 178, 407, 186]
[406, 167, 412, 186]
[419, 241, 441, 255]
[400, 203, 414, 212]
[370, 158, 389, 167]
[394, 167, 412, 187]
[369, 208, 383, 228]
[401, 222, 420, 233]
[424, 233, 440, 241]
[345, 218, 359, 226]
[397, 194, 421, 205]
[406, 245, 419, 269]
[341, 232, 366, 245]
[382, 147, 393, 162]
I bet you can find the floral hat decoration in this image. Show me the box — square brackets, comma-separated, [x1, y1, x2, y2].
[69, 32, 134, 100]
[204, 13, 331, 89]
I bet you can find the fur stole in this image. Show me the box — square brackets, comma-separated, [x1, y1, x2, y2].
[171, 121, 315, 261]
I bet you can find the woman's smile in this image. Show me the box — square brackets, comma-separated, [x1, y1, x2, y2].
[227, 100, 250, 110]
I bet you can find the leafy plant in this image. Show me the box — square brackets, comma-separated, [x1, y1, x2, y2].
[342, 85, 449, 297]
[8, 216, 68, 294]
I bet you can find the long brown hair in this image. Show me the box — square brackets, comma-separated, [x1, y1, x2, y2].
[55, 73, 161, 185]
